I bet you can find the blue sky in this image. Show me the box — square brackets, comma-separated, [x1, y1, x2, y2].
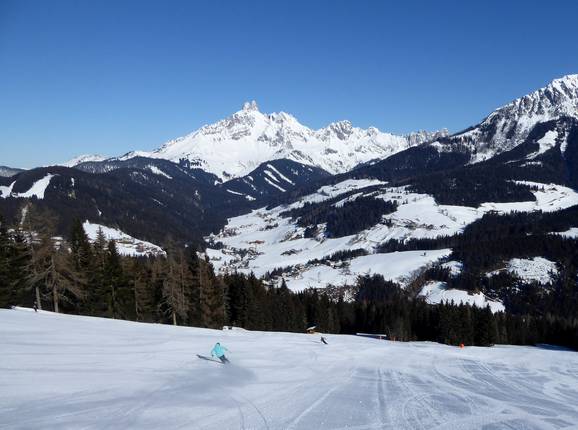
[1, 0, 578, 167]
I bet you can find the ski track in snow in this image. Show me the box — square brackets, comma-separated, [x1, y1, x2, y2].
[2, 309, 578, 430]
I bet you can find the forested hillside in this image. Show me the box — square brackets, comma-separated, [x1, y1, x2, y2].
[2, 211, 577, 350]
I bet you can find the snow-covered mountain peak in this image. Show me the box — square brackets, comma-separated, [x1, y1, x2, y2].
[430, 74, 578, 162]
[324, 120, 355, 140]
[242, 100, 259, 112]
[497, 73, 578, 121]
[405, 129, 450, 145]
[118, 103, 446, 180]
[549, 73, 578, 92]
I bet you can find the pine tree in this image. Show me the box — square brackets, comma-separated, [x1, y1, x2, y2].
[199, 256, 225, 329]
[0, 214, 14, 308]
[474, 306, 498, 346]
[103, 240, 131, 319]
[159, 246, 188, 326]
[69, 219, 93, 313]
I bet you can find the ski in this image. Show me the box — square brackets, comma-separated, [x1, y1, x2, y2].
[196, 354, 225, 364]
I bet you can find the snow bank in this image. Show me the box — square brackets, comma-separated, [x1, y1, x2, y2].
[1, 308, 577, 429]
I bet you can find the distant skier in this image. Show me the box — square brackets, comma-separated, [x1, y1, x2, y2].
[33, 301, 38, 312]
[211, 342, 230, 364]
[321, 336, 328, 345]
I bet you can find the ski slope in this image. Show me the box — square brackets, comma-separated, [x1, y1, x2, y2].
[1, 308, 578, 430]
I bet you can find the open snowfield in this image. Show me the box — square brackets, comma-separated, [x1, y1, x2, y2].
[2, 309, 578, 430]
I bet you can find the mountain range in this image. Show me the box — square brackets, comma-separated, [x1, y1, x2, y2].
[1, 74, 578, 315]
[65, 100, 448, 181]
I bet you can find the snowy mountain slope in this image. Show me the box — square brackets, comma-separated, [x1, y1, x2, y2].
[420, 281, 505, 313]
[61, 154, 108, 167]
[206, 178, 578, 292]
[71, 156, 221, 187]
[0, 173, 56, 199]
[119, 101, 448, 180]
[0, 165, 25, 177]
[222, 158, 331, 200]
[83, 221, 165, 257]
[0, 165, 249, 246]
[487, 257, 559, 285]
[431, 74, 578, 162]
[2, 308, 578, 430]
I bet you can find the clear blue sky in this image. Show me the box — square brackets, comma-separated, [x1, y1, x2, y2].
[1, 0, 578, 168]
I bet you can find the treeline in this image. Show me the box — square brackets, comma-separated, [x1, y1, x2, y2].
[0, 209, 226, 327]
[2, 210, 578, 350]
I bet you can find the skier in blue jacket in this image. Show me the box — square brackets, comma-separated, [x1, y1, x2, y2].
[211, 342, 229, 364]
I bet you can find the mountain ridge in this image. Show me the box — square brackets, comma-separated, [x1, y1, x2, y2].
[63, 100, 447, 180]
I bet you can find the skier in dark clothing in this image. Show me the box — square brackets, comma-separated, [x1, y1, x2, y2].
[33, 301, 38, 312]
[321, 336, 328, 345]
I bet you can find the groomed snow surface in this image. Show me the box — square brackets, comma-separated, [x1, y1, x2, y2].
[2, 308, 578, 430]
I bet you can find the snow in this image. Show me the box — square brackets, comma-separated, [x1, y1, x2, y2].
[552, 227, 578, 239]
[207, 179, 578, 291]
[119, 101, 447, 180]
[434, 74, 578, 164]
[441, 260, 463, 276]
[420, 281, 505, 313]
[266, 164, 295, 185]
[527, 130, 558, 159]
[0, 181, 15, 198]
[146, 165, 172, 179]
[2, 308, 578, 429]
[226, 189, 244, 196]
[560, 134, 569, 154]
[488, 257, 559, 284]
[264, 169, 281, 184]
[479, 182, 578, 214]
[82, 221, 165, 257]
[61, 154, 107, 167]
[348, 250, 452, 284]
[264, 176, 286, 192]
[7, 174, 56, 199]
[283, 250, 451, 291]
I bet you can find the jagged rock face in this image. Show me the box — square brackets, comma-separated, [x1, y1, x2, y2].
[433, 74, 578, 161]
[116, 101, 447, 180]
